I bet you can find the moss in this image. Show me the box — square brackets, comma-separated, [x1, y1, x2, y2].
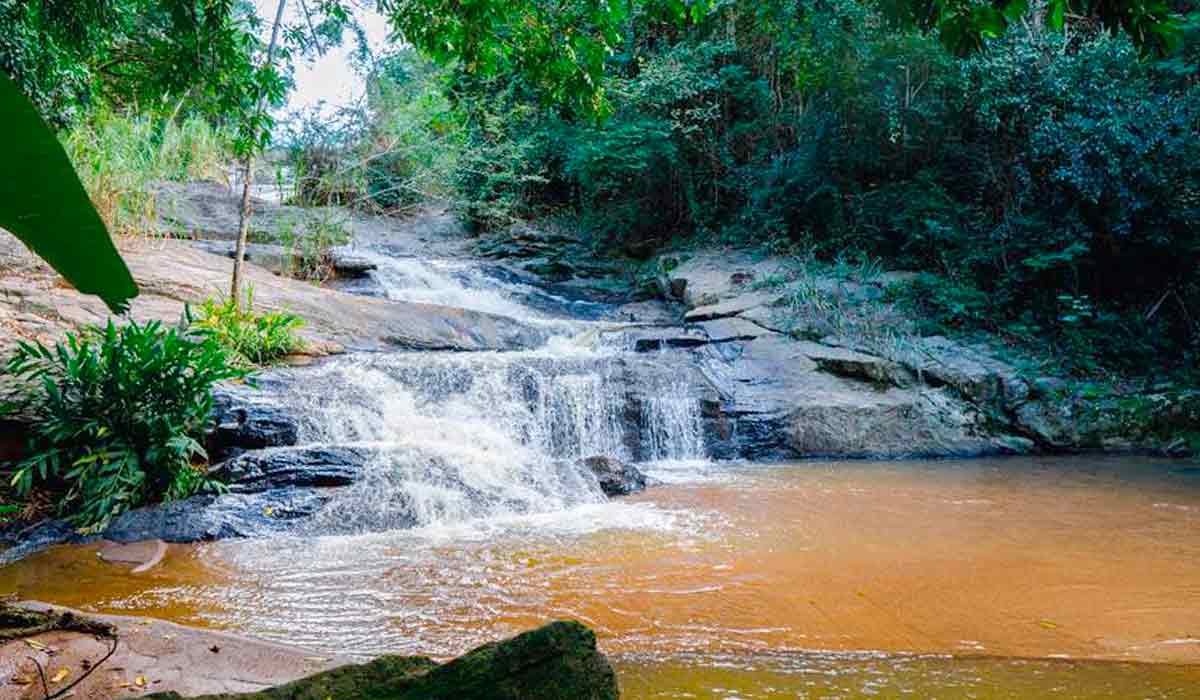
[143, 621, 619, 700]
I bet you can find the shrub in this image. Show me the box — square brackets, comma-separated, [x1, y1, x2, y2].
[2, 320, 246, 530]
[189, 291, 306, 368]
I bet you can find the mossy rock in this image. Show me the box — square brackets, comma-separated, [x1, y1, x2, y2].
[142, 620, 619, 700]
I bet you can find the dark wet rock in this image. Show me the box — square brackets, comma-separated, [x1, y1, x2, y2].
[211, 446, 373, 492]
[102, 488, 332, 544]
[580, 456, 647, 497]
[631, 327, 711, 352]
[209, 390, 301, 462]
[0, 520, 77, 565]
[328, 245, 377, 277]
[143, 620, 618, 700]
[0, 489, 333, 562]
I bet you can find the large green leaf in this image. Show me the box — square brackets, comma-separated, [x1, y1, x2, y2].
[0, 72, 138, 313]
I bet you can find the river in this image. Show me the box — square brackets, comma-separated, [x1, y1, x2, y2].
[3, 245, 1199, 698]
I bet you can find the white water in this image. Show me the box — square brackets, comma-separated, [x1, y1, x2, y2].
[274, 252, 707, 534]
[360, 252, 610, 323]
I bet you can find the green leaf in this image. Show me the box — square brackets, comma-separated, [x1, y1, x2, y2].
[0, 72, 138, 314]
[1047, 0, 1066, 32]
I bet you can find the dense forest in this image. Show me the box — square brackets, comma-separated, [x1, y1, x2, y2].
[330, 0, 1200, 380]
[3, 0, 1199, 377]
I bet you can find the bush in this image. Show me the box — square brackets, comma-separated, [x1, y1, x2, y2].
[1, 320, 245, 530]
[190, 291, 306, 367]
[282, 50, 463, 214]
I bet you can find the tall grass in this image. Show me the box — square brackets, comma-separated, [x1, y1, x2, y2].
[62, 111, 230, 236]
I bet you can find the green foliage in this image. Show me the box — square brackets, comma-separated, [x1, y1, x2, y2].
[190, 291, 306, 367]
[253, 209, 352, 281]
[1, 320, 246, 530]
[430, 0, 1199, 375]
[0, 71, 137, 313]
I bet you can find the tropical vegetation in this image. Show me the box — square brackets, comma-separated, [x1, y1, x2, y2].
[2, 320, 245, 529]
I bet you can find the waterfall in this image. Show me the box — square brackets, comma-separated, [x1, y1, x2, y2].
[267, 251, 706, 533]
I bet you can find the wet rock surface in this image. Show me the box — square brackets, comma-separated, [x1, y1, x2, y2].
[211, 446, 373, 492]
[209, 389, 301, 461]
[580, 456, 648, 497]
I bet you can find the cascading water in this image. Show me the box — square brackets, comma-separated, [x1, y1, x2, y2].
[272, 248, 707, 534]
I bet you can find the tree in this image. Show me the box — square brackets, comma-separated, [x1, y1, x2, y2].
[231, 0, 289, 304]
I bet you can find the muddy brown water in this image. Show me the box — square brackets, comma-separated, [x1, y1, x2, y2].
[3, 456, 1200, 698]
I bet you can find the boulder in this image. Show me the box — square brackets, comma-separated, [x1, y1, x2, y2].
[102, 488, 332, 544]
[209, 390, 301, 462]
[784, 387, 1031, 459]
[328, 245, 377, 277]
[142, 621, 619, 700]
[211, 446, 373, 492]
[580, 456, 647, 497]
[0, 489, 335, 562]
[660, 251, 789, 307]
[689, 335, 1031, 459]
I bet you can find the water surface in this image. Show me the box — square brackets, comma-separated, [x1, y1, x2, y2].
[4, 457, 1199, 697]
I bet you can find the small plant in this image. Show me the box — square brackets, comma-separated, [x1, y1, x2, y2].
[257, 210, 352, 282]
[190, 290, 306, 367]
[1, 320, 246, 530]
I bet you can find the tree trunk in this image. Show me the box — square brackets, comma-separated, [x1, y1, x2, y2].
[231, 0, 289, 306]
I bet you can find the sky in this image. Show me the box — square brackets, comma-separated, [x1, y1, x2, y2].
[252, 0, 394, 116]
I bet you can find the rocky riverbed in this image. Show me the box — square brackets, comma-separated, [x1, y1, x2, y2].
[1, 180, 1187, 561]
[1, 181, 1198, 698]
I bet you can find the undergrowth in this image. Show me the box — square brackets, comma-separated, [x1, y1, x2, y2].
[189, 290, 306, 367]
[1, 320, 245, 530]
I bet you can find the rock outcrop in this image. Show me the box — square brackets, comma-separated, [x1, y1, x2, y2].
[0, 222, 545, 368]
[649, 251, 1070, 458]
[141, 621, 619, 700]
[651, 249, 1194, 456]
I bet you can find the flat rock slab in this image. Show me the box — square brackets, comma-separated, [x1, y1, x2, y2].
[0, 232, 545, 369]
[96, 540, 168, 573]
[0, 603, 345, 700]
[683, 291, 780, 322]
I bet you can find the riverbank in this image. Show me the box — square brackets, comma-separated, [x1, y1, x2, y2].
[0, 602, 344, 699]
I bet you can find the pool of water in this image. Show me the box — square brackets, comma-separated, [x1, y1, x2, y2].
[3, 456, 1199, 697]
